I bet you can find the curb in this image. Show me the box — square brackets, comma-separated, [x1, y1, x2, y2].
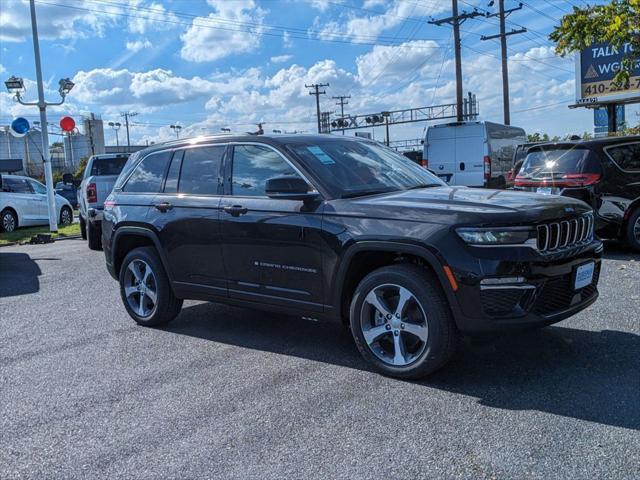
[0, 234, 83, 248]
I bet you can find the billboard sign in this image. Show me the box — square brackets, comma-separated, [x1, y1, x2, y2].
[593, 105, 625, 127]
[576, 41, 640, 105]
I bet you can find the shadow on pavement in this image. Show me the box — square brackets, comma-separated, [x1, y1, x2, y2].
[0, 252, 43, 297]
[168, 301, 640, 431]
[602, 240, 639, 261]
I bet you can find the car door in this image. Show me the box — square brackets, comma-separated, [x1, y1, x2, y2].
[26, 178, 50, 221]
[600, 141, 640, 224]
[148, 144, 227, 296]
[219, 143, 325, 312]
[2, 177, 39, 226]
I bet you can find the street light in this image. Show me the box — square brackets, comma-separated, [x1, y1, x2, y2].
[170, 124, 182, 138]
[108, 121, 121, 147]
[3, 0, 75, 233]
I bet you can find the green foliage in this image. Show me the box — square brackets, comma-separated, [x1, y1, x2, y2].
[74, 156, 89, 180]
[550, 0, 640, 85]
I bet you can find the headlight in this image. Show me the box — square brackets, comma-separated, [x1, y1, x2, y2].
[456, 227, 534, 245]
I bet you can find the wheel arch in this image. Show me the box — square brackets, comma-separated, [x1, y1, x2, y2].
[332, 241, 460, 323]
[112, 226, 175, 283]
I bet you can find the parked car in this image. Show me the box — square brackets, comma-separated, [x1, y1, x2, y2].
[55, 181, 78, 209]
[102, 134, 601, 379]
[423, 121, 527, 188]
[0, 174, 73, 233]
[506, 142, 543, 187]
[77, 153, 129, 250]
[514, 136, 640, 250]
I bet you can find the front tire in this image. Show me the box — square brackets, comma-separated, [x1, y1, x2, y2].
[87, 220, 101, 250]
[119, 246, 182, 326]
[624, 208, 640, 252]
[350, 264, 457, 379]
[0, 209, 18, 233]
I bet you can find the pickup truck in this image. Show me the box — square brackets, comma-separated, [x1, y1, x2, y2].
[78, 153, 129, 249]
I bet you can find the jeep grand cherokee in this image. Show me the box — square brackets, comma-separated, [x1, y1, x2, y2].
[102, 134, 602, 378]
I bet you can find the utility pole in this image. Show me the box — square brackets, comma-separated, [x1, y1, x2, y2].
[429, 1, 483, 122]
[306, 83, 329, 133]
[481, 0, 526, 125]
[333, 95, 350, 135]
[121, 111, 138, 149]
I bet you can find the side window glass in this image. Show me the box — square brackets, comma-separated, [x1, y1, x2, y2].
[178, 146, 224, 195]
[164, 150, 183, 193]
[28, 179, 47, 194]
[231, 145, 299, 197]
[123, 151, 172, 193]
[607, 143, 640, 171]
[3, 178, 33, 193]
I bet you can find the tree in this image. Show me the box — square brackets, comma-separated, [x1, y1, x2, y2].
[550, 0, 639, 86]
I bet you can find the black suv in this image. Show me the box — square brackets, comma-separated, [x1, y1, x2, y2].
[514, 136, 640, 250]
[103, 134, 602, 378]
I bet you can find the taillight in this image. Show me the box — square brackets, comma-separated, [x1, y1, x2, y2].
[86, 183, 97, 203]
[421, 158, 429, 168]
[483, 156, 491, 182]
[514, 173, 601, 188]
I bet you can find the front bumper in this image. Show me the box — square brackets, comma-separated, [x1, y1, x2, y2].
[444, 240, 603, 334]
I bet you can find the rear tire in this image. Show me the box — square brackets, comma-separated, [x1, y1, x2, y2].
[119, 246, 182, 326]
[349, 263, 457, 379]
[79, 215, 87, 240]
[59, 206, 73, 226]
[0, 209, 18, 233]
[624, 208, 640, 252]
[87, 220, 102, 250]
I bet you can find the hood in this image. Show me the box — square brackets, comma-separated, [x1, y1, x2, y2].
[329, 186, 591, 225]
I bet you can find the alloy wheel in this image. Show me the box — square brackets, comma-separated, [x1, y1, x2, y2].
[359, 283, 428, 366]
[2, 212, 16, 232]
[61, 208, 72, 225]
[123, 259, 158, 318]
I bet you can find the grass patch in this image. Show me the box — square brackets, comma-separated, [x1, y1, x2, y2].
[0, 223, 81, 246]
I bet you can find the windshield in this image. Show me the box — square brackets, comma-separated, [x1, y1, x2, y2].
[519, 147, 600, 178]
[286, 139, 445, 198]
[90, 156, 129, 176]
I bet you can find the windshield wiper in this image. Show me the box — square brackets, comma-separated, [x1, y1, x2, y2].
[340, 188, 396, 199]
[405, 184, 440, 190]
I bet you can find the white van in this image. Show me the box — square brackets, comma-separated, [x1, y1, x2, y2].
[423, 121, 526, 188]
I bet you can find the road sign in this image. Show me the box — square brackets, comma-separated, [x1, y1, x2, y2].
[60, 116, 75, 132]
[10, 117, 30, 137]
[575, 41, 640, 106]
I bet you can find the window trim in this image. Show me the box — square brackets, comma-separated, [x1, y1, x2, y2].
[226, 142, 320, 199]
[603, 141, 640, 173]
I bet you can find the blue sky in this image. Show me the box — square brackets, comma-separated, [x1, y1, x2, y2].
[1, 0, 637, 145]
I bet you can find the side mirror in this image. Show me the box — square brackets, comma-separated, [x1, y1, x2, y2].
[265, 176, 320, 202]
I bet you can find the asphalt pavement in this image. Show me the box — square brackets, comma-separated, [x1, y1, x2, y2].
[1, 239, 639, 479]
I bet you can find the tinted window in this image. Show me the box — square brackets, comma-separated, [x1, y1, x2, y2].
[90, 156, 129, 176]
[123, 151, 172, 193]
[27, 179, 47, 194]
[232, 145, 299, 197]
[519, 148, 601, 177]
[606, 143, 640, 171]
[2, 177, 32, 193]
[179, 146, 224, 195]
[164, 151, 183, 193]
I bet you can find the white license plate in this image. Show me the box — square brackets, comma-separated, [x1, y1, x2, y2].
[536, 187, 554, 195]
[574, 262, 595, 290]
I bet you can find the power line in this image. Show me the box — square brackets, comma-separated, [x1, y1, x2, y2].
[120, 111, 138, 148]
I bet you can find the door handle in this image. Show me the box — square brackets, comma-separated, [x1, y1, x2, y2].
[223, 205, 248, 217]
[459, 162, 465, 171]
[154, 202, 173, 212]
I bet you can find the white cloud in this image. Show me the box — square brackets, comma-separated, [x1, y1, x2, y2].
[355, 40, 441, 86]
[180, 0, 266, 62]
[126, 39, 153, 52]
[0, 64, 6, 74]
[270, 54, 293, 64]
[310, 0, 331, 11]
[127, 0, 178, 34]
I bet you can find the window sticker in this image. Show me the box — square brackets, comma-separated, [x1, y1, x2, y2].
[306, 146, 336, 165]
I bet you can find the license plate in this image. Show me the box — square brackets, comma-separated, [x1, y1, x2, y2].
[536, 187, 554, 195]
[574, 262, 595, 290]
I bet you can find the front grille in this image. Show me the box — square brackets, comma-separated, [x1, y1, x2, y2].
[536, 213, 593, 253]
[532, 262, 600, 315]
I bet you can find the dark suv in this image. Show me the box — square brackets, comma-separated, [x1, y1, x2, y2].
[514, 136, 640, 250]
[102, 134, 602, 378]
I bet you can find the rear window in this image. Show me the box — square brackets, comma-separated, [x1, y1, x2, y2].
[519, 147, 601, 177]
[90, 156, 129, 176]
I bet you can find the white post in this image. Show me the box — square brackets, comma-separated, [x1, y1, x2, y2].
[29, 0, 57, 232]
